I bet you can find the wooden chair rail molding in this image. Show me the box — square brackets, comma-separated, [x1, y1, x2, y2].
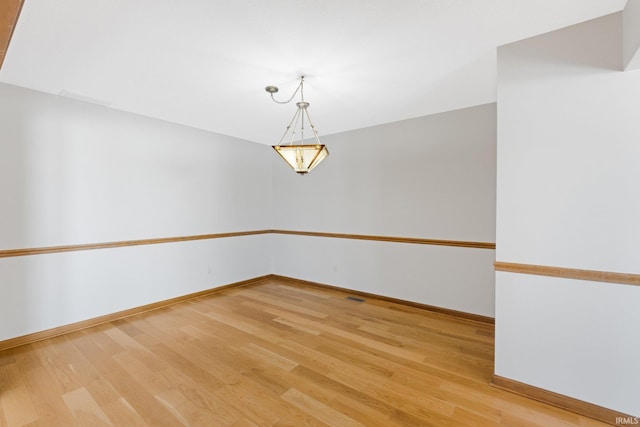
[0, 0, 24, 68]
[0, 229, 496, 258]
[495, 261, 640, 287]
[273, 229, 496, 249]
[492, 375, 638, 426]
[0, 230, 273, 258]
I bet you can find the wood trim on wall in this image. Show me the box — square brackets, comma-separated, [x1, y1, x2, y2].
[0, 230, 495, 258]
[0, 275, 270, 352]
[491, 374, 637, 426]
[271, 229, 496, 249]
[0, 0, 23, 68]
[495, 261, 640, 287]
[271, 274, 495, 325]
[0, 230, 272, 258]
[0, 274, 493, 352]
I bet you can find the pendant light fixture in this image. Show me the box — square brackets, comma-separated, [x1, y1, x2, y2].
[266, 76, 329, 175]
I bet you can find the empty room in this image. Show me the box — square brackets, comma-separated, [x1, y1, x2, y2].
[1, 1, 639, 426]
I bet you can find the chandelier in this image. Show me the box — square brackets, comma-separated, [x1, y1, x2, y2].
[265, 76, 329, 175]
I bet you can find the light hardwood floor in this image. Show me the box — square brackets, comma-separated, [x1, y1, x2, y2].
[0, 279, 609, 426]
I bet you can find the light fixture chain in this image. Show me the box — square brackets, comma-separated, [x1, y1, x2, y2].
[288, 106, 302, 145]
[277, 105, 302, 146]
[300, 106, 305, 143]
[270, 79, 303, 104]
[303, 106, 321, 144]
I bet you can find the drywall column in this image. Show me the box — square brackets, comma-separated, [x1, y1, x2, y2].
[271, 104, 497, 317]
[495, 12, 640, 416]
[0, 83, 272, 342]
[624, 0, 640, 70]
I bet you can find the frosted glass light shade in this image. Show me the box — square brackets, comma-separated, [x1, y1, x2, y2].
[272, 144, 329, 175]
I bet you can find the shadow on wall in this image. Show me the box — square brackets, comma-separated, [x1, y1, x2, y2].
[0, 109, 35, 341]
[0, 93, 78, 341]
[500, 12, 623, 71]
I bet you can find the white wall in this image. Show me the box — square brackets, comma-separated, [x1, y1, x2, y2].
[273, 234, 496, 316]
[0, 83, 272, 248]
[0, 83, 272, 341]
[624, 0, 640, 70]
[0, 85, 498, 340]
[0, 236, 270, 341]
[272, 104, 497, 317]
[496, 12, 640, 416]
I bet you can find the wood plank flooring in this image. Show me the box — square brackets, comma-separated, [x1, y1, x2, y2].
[0, 279, 609, 426]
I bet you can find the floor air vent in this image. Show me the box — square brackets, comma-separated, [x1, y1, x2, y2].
[345, 296, 365, 302]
